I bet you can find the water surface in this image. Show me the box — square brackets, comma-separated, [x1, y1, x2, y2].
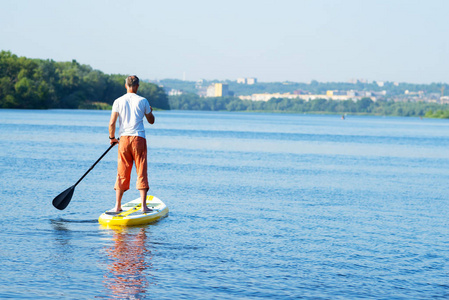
[0, 110, 448, 299]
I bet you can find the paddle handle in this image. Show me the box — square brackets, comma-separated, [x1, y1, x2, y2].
[73, 142, 118, 188]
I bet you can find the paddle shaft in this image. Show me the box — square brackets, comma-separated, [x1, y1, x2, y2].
[73, 142, 117, 188]
[52, 142, 118, 210]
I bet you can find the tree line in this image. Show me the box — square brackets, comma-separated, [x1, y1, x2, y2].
[0, 51, 169, 109]
[2, 50, 448, 118]
[169, 93, 449, 117]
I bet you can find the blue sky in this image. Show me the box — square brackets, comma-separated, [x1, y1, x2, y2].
[1, 0, 448, 83]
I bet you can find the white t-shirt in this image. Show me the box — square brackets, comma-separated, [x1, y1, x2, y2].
[112, 93, 151, 138]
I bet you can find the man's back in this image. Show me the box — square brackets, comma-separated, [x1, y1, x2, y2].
[112, 93, 150, 138]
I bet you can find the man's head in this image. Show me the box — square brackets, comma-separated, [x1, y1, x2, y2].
[126, 75, 139, 87]
[126, 75, 139, 92]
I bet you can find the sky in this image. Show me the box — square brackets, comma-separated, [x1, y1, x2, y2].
[1, 0, 448, 84]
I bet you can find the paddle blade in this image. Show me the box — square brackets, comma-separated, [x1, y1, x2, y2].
[52, 185, 75, 210]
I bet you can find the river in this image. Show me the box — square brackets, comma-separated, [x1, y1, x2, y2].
[0, 109, 448, 299]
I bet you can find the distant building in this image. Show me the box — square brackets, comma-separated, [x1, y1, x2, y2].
[405, 90, 424, 97]
[376, 90, 387, 96]
[206, 83, 230, 97]
[327, 90, 347, 96]
[206, 85, 216, 97]
[168, 89, 183, 96]
[247, 78, 257, 85]
[441, 96, 449, 104]
[349, 78, 369, 84]
[238, 92, 375, 102]
[236, 77, 257, 85]
[195, 79, 204, 89]
[347, 90, 356, 97]
[376, 81, 384, 87]
[293, 89, 307, 95]
[215, 83, 229, 97]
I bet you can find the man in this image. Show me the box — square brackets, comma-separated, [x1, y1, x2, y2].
[109, 75, 155, 213]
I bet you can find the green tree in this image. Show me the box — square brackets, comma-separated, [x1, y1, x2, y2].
[357, 98, 374, 112]
[0, 51, 170, 110]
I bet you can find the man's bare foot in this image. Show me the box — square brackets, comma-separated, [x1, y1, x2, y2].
[113, 207, 122, 213]
[141, 206, 153, 213]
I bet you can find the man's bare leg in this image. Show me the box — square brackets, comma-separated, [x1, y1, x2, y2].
[114, 189, 124, 212]
[140, 189, 151, 212]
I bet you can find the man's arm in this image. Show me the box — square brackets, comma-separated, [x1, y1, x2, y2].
[145, 106, 155, 124]
[109, 111, 119, 145]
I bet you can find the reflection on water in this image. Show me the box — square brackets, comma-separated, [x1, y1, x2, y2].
[103, 227, 155, 299]
[50, 219, 74, 259]
[49, 219, 77, 286]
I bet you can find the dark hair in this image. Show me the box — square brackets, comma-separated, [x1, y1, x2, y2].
[126, 75, 139, 87]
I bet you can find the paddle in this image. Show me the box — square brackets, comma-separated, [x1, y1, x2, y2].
[52, 142, 118, 210]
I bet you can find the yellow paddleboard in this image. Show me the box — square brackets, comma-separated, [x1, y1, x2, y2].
[98, 195, 169, 227]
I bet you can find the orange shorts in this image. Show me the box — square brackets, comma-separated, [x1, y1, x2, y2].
[114, 136, 149, 191]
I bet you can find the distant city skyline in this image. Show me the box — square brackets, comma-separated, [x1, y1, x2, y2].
[1, 0, 448, 84]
